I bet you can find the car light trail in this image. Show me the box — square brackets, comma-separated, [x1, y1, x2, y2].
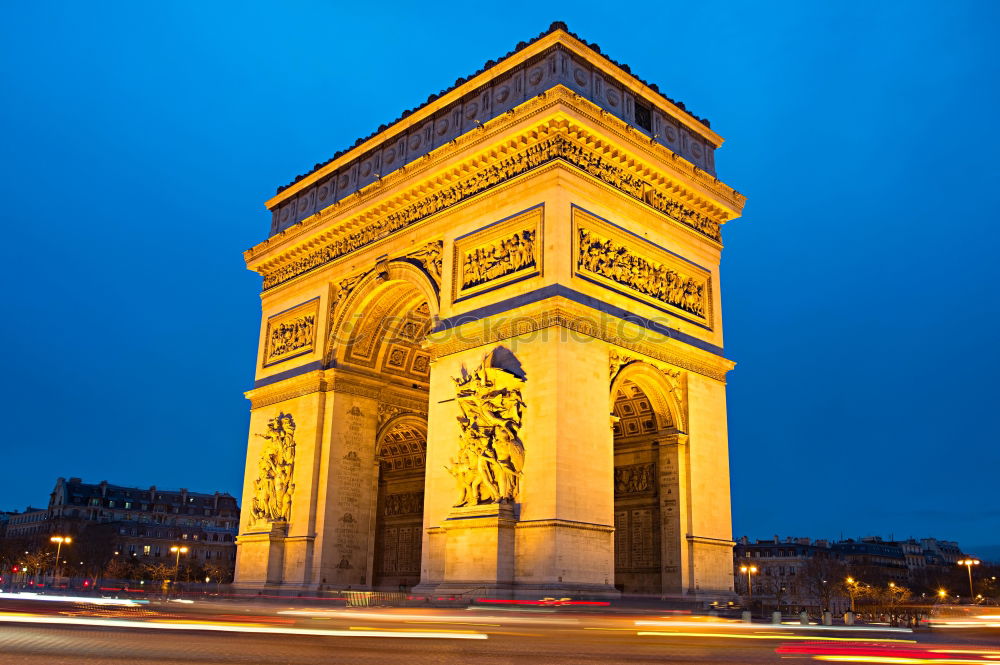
[278, 609, 579, 625]
[0, 614, 487, 639]
[777, 641, 1000, 663]
[635, 620, 913, 633]
[637, 631, 916, 642]
[812, 657, 988, 664]
[2, 592, 145, 606]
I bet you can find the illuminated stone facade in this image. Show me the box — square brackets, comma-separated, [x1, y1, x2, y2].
[235, 23, 745, 599]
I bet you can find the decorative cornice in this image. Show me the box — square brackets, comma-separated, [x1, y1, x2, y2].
[246, 87, 743, 277]
[330, 377, 381, 400]
[245, 371, 326, 409]
[687, 535, 736, 548]
[379, 391, 429, 415]
[252, 117, 740, 293]
[426, 298, 733, 382]
[515, 519, 615, 534]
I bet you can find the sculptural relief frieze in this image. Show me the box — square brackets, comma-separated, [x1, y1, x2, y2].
[453, 206, 543, 301]
[448, 347, 527, 507]
[462, 230, 536, 289]
[574, 209, 713, 326]
[258, 132, 722, 291]
[578, 226, 707, 319]
[383, 491, 425, 517]
[263, 299, 319, 366]
[250, 412, 297, 525]
[614, 463, 656, 496]
[265, 315, 315, 362]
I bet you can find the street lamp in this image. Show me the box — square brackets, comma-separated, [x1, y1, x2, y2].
[169, 546, 188, 594]
[50, 536, 72, 579]
[957, 559, 980, 601]
[739, 564, 758, 601]
[846, 577, 859, 613]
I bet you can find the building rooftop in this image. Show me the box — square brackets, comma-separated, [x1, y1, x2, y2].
[264, 22, 726, 238]
[277, 21, 711, 196]
[57, 478, 236, 501]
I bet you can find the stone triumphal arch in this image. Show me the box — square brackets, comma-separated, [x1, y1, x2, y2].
[235, 23, 745, 599]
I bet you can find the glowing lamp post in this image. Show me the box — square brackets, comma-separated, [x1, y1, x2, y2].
[957, 559, 980, 601]
[739, 564, 758, 601]
[170, 546, 188, 594]
[50, 536, 72, 579]
[846, 577, 860, 613]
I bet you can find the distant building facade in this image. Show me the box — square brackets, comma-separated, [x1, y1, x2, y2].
[3, 507, 51, 538]
[833, 537, 909, 584]
[1, 477, 240, 574]
[735, 535, 975, 612]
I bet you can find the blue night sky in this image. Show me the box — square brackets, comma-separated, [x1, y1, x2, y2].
[2, 2, 998, 554]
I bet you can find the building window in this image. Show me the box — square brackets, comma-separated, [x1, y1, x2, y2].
[143, 545, 151, 555]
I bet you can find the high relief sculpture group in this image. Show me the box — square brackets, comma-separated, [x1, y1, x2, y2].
[448, 348, 527, 507]
[250, 412, 297, 524]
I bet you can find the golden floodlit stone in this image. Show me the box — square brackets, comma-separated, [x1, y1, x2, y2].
[234, 25, 744, 600]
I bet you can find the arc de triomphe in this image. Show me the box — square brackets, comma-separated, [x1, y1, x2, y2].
[234, 23, 745, 599]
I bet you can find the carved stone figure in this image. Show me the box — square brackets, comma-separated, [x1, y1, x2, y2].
[406, 241, 444, 286]
[448, 347, 526, 506]
[250, 412, 297, 524]
[609, 349, 635, 380]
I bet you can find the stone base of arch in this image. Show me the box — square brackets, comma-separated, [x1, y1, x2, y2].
[413, 507, 621, 600]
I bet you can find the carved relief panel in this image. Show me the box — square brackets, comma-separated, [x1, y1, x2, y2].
[452, 205, 543, 302]
[262, 298, 320, 367]
[250, 412, 297, 525]
[572, 207, 713, 329]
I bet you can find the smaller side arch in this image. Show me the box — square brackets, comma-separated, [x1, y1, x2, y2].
[610, 360, 686, 434]
[375, 412, 428, 455]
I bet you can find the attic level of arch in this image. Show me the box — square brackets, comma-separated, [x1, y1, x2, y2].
[248, 100, 744, 294]
[265, 37, 727, 237]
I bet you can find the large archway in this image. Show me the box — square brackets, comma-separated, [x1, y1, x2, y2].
[330, 268, 436, 591]
[612, 379, 665, 594]
[372, 416, 427, 589]
[609, 360, 685, 597]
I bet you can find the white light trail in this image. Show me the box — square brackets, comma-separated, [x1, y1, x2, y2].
[0, 613, 487, 639]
